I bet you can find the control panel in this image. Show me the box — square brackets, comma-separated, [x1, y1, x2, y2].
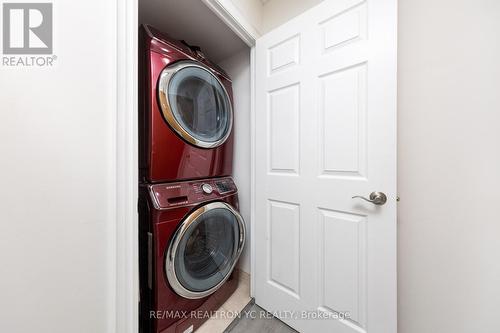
[150, 177, 236, 209]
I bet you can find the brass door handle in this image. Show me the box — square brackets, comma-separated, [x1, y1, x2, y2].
[352, 192, 387, 205]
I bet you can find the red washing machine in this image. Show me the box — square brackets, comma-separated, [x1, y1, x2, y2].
[139, 25, 234, 183]
[139, 177, 245, 333]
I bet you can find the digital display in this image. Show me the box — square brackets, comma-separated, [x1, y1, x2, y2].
[216, 182, 231, 193]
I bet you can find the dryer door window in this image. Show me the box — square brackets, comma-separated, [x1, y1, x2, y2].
[165, 202, 245, 299]
[158, 62, 233, 149]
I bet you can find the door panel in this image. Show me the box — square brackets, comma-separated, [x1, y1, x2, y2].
[254, 0, 397, 332]
[320, 2, 367, 51]
[318, 209, 367, 328]
[268, 35, 300, 75]
[268, 200, 301, 297]
[319, 63, 367, 177]
[268, 84, 300, 174]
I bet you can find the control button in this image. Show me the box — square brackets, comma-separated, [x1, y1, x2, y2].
[201, 183, 213, 194]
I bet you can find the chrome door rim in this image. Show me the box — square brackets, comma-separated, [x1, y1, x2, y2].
[165, 202, 245, 299]
[158, 61, 233, 149]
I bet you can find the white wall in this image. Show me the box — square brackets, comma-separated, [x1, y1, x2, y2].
[398, 0, 500, 332]
[0, 1, 117, 332]
[218, 49, 252, 274]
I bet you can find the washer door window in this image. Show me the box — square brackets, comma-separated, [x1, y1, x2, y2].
[158, 62, 233, 148]
[166, 202, 245, 299]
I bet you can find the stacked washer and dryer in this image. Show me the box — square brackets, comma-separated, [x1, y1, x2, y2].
[138, 25, 246, 333]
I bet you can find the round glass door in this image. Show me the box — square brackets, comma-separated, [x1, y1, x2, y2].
[165, 202, 245, 299]
[158, 61, 233, 148]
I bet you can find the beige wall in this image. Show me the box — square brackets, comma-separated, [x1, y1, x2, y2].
[228, 0, 264, 33]
[228, 0, 323, 34]
[261, 0, 322, 32]
[398, 0, 500, 332]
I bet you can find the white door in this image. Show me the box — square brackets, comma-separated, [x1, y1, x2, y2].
[254, 0, 397, 332]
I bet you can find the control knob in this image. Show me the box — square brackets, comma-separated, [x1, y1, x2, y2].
[201, 183, 213, 194]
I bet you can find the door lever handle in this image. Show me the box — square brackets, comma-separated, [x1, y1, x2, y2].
[352, 192, 387, 205]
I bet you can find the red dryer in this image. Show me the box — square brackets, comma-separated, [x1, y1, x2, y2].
[139, 177, 245, 333]
[139, 25, 234, 183]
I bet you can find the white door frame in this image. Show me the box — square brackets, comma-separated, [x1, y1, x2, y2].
[114, 1, 259, 332]
[115, 0, 138, 332]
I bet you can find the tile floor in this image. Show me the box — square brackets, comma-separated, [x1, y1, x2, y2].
[225, 304, 297, 333]
[196, 270, 251, 333]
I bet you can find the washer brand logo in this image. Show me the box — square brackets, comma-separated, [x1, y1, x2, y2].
[2, 2, 56, 66]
